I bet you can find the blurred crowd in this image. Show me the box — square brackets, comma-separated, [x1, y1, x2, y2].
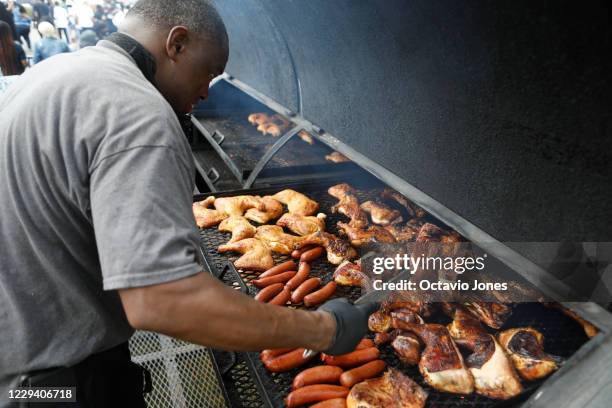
[1, 0, 131, 76]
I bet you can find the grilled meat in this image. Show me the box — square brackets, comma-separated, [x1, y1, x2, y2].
[381, 188, 427, 218]
[337, 221, 396, 247]
[255, 225, 304, 255]
[446, 305, 522, 399]
[298, 130, 314, 145]
[244, 196, 283, 224]
[276, 213, 326, 236]
[218, 238, 274, 271]
[360, 201, 402, 226]
[374, 330, 398, 345]
[333, 260, 366, 287]
[218, 216, 257, 243]
[247, 112, 269, 125]
[214, 195, 264, 217]
[368, 310, 392, 333]
[546, 303, 599, 338]
[256, 114, 291, 136]
[463, 301, 512, 329]
[328, 183, 368, 228]
[384, 219, 423, 242]
[415, 222, 461, 243]
[394, 322, 474, 394]
[370, 303, 424, 333]
[193, 196, 229, 228]
[392, 332, 421, 366]
[325, 151, 350, 163]
[381, 293, 435, 317]
[498, 328, 563, 381]
[347, 368, 428, 408]
[295, 231, 357, 265]
[273, 189, 319, 216]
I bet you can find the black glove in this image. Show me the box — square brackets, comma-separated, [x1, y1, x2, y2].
[318, 298, 380, 355]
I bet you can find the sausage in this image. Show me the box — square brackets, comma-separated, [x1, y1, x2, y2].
[291, 277, 321, 304]
[300, 247, 325, 263]
[292, 365, 344, 390]
[291, 245, 315, 259]
[285, 385, 349, 408]
[285, 262, 311, 290]
[258, 260, 297, 278]
[268, 287, 291, 306]
[303, 281, 337, 307]
[355, 338, 376, 350]
[263, 348, 317, 372]
[260, 348, 295, 362]
[252, 271, 296, 288]
[310, 398, 347, 408]
[254, 283, 284, 302]
[339, 359, 386, 387]
[321, 347, 380, 368]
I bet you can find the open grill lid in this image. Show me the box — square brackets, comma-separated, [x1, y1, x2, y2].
[212, 0, 612, 243]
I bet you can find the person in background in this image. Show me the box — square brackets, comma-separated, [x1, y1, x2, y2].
[0, 1, 16, 38]
[53, 1, 68, 42]
[13, 4, 31, 48]
[33, 20, 69, 63]
[74, 0, 93, 35]
[77, 27, 97, 48]
[0, 20, 25, 75]
[32, 0, 50, 27]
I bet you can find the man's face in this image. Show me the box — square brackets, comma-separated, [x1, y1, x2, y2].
[157, 32, 228, 114]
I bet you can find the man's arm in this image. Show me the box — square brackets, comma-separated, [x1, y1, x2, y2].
[119, 271, 336, 351]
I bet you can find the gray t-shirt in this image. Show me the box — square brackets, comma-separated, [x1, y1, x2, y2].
[0, 41, 202, 403]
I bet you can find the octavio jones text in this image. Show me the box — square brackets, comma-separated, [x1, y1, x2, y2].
[370, 253, 508, 291]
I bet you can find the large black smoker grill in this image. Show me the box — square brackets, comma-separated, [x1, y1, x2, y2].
[131, 1, 612, 407]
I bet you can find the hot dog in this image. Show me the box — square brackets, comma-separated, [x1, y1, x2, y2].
[339, 359, 386, 387]
[260, 348, 295, 362]
[321, 347, 380, 368]
[254, 283, 284, 302]
[303, 281, 337, 307]
[355, 338, 376, 350]
[300, 247, 325, 263]
[285, 385, 349, 408]
[258, 260, 297, 278]
[285, 262, 311, 290]
[252, 271, 296, 288]
[292, 365, 344, 390]
[290, 277, 321, 304]
[263, 348, 317, 372]
[291, 245, 315, 259]
[310, 398, 347, 408]
[268, 287, 291, 306]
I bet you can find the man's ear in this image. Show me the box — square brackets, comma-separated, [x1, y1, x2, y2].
[165, 26, 190, 61]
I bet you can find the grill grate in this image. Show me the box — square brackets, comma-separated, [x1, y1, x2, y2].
[129, 331, 229, 408]
[195, 180, 592, 407]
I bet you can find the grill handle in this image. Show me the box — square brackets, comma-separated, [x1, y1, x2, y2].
[211, 131, 225, 146]
[207, 167, 220, 184]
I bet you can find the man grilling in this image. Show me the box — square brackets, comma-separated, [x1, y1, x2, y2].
[0, 0, 375, 406]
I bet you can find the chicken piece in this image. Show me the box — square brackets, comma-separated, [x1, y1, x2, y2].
[392, 332, 421, 366]
[347, 368, 427, 408]
[328, 183, 368, 228]
[272, 189, 319, 216]
[369, 306, 423, 334]
[381, 188, 427, 218]
[446, 305, 523, 399]
[298, 130, 314, 145]
[193, 196, 229, 228]
[255, 225, 304, 255]
[360, 201, 402, 226]
[393, 321, 474, 394]
[384, 219, 423, 242]
[545, 303, 599, 338]
[218, 216, 257, 243]
[374, 330, 398, 345]
[333, 260, 366, 287]
[463, 301, 512, 329]
[247, 112, 269, 125]
[295, 231, 357, 265]
[257, 114, 291, 136]
[262, 123, 283, 137]
[325, 151, 350, 163]
[368, 310, 392, 333]
[337, 222, 396, 247]
[244, 196, 283, 224]
[276, 213, 326, 236]
[381, 293, 435, 317]
[218, 238, 274, 271]
[390, 308, 424, 326]
[498, 328, 563, 381]
[214, 195, 264, 217]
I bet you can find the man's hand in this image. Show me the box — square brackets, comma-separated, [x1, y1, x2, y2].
[317, 299, 379, 355]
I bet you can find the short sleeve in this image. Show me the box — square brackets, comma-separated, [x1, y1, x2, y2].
[90, 144, 202, 290]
